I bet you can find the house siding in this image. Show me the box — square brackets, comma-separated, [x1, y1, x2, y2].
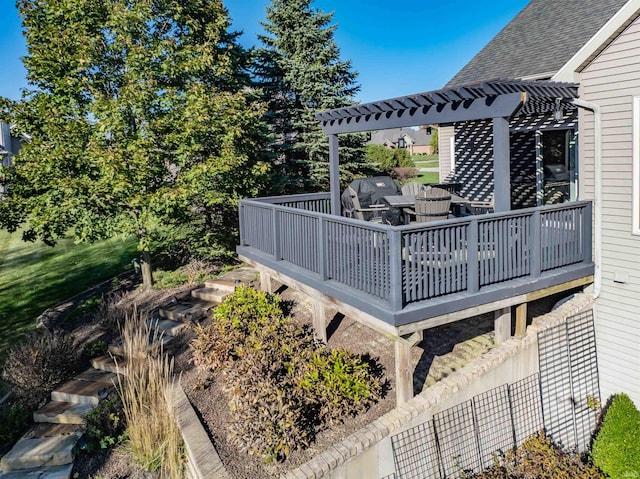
[438, 125, 455, 181]
[579, 16, 640, 405]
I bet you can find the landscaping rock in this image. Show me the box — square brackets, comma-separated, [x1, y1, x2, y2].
[0, 463, 74, 479]
[33, 402, 94, 425]
[0, 425, 82, 471]
[51, 379, 114, 405]
[190, 287, 229, 303]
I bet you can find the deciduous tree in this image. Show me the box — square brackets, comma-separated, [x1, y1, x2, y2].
[0, 0, 269, 287]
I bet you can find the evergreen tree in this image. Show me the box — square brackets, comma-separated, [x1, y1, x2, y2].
[255, 0, 373, 193]
[0, 0, 269, 287]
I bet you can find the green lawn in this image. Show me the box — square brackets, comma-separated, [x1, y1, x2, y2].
[417, 171, 440, 183]
[0, 230, 137, 359]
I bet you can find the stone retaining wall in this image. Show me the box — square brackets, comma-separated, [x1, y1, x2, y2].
[282, 293, 594, 479]
[170, 382, 231, 479]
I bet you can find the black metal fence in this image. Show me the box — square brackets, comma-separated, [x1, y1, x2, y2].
[539, 309, 600, 452]
[390, 310, 599, 479]
[391, 374, 542, 479]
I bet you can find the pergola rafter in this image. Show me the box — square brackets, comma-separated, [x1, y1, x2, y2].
[315, 78, 579, 215]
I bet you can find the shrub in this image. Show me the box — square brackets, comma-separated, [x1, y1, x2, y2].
[194, 287, 385, 462]
[0, 402, 31, 447]
[96, 291, 130, 333]
[2, 329, 81, 408]
[392, 166, 419, 182]
[472, 432, 603, 478]
[297, 348, 383, 425]
[84, 396, 127, 453]
[191, 286, 285, 371]
[591, 393, 640, 478]
[82, 339, 108, 359]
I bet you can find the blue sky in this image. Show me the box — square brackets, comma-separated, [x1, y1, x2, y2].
[0, 0, 530, 104]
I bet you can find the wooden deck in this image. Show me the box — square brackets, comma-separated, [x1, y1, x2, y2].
[238, 193, 594, 328]
[237, 192, 594, 403]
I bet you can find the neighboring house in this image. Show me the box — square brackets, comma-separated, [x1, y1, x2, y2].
[368, 127, 434, 155]
[438, 0, 640, 405]
[0, 122, 18, 197]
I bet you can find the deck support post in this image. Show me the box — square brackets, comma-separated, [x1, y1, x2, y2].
[514, 303, 528, 337]
[312, 300, 327, 343]
[259, 269, 272, 294]
[493, 117, 511, 212]
[394, 331, 422, 405]
[329, 134, 341, 216]
[494, 307, 511, 344]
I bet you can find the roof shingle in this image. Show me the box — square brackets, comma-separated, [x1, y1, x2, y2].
[447, 0, 628, 87]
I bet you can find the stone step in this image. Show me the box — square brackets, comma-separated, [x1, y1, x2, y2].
[0, 425, 82, 472]
[0, 463, 73, 479]
[91, 355, 128, 375]
[158, 300, 211, 322]
[74, 368, 119, 386]
[190, 287, 229, 304]
[33, 402, 94, 425]
[51, 379, 114, 405]
[203, 279, 237, 292]
[149, 318, 187, 337]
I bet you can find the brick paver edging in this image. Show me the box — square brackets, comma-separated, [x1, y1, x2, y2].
[170, 381, 231, 479]
[280, 293, 594, 479]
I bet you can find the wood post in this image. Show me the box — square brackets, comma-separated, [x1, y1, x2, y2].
[494, 307, 511, 344]
[514, 303, 528, 337]
[312, 300, 327, 343]
[259, 269, 272, 293]
[492, 117, 511, 212]
[394, 331, 422, 405]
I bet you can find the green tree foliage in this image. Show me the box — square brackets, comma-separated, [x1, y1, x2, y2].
[591, 393, 640, 478]
[430, 128, 439, 154]
[0, 0, 270, 286]
[364, 144, 414, 172]
[254, 0, 373, 193]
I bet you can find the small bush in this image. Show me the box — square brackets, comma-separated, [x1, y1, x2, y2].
[591, 393, 640, 478]
[2, 329, 81, 408]
[84, 396, 127, 453]
[191, 286, 285, 371]
[96, 291, 130, 333]
[472, 431, 603, 478]
[193, 286, 384, 462]
[82, 339, 108, 359]
[0, 402, 31, 447]
[391, 166, 419, 182]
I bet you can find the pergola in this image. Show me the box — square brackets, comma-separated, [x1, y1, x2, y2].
[315, 78, 579, 214]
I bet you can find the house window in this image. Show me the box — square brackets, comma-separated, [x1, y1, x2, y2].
[634, 97, 640, 235]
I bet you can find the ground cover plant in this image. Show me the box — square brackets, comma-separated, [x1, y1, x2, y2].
[0, 229, 136, 360]
[191, 286, 385, 462]
[591, 393, 640, 478]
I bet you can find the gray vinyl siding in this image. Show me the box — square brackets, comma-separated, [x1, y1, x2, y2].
[579, 16, 640, 405]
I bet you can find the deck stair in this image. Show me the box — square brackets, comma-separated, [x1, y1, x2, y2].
[1, 274, 249, 478]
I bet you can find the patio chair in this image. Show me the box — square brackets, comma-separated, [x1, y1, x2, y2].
[342, 186, 388, 222]
[401, 182, 425, 197]
[405, 187, 452, 223]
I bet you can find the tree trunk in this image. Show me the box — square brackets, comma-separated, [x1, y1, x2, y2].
[141, 249, 154, 289]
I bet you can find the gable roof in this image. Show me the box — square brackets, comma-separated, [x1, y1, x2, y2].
[447, 0, 629, 87]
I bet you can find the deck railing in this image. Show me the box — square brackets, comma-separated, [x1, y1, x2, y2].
[239, 193, 592, 310]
